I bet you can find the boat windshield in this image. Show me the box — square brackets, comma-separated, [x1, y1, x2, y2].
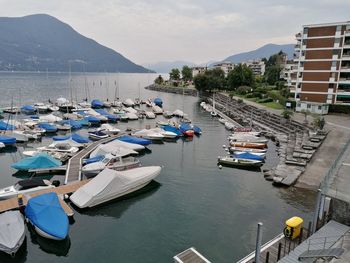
[102, 158, 111, 164]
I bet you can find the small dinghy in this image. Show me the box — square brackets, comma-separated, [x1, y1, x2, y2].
[230, 142, 267, 149]
[88, 130, 109, 140]
[231, 152, 265, 161]
[229, 147, 267, 154]
[25, 192, 69, 240]
[218, 156, 263, 168]
[0, 211, 25, 256]
[70, 166, 161, 208]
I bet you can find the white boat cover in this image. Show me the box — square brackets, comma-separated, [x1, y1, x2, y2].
[132, 129, 164, 139]
[90, 142, 139, 158]
[126, 112, 138, 120]
[124, 107, 137, 114]
[56, 97, 69, 105]
[39, 114, 62, 123]
[0, 211, 25, 255]
[152, 105, 163, 114]
[70, 166, 161, 208]
[0, 142, 5, 148]
[173, 109, 184, 117]
[123, 99, 135, 107]
[100, 124, 120, 133]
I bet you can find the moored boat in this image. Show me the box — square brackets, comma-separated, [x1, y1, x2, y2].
[0, 211, 25, 256]
[218, 156, 263, 167]
[88, 130, 109, 140]
[230, 142, 267, 149]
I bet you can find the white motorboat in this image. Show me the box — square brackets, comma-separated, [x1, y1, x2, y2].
[122, 98, 135, 107]
[218, 118, 226, 124]
[152, 105, 163, 115]
[70, 166, 161, 208]
[124, 107, 138, 114]
[132, 129, 164, 141]
[34, 102, 49, 113]
[82, 153, 141, 177]
[112, 100, 123, 107]
[57, 124, 72, 131]
[126, 112, 138, 120]
[163, 111, 173, 118]
[37, 141, 80, 154]
[0, 211, 25, 255]
[150, 128, 177, 138]
[48, 104, 59, 112]
[88, 130, 109, 140]
[39, 114, 62, 123]
[173, 109, 184, 117]
[7, 131, 29, 143]
[90, 140, 143, 157]
[103, 101, 112, 108]
[229, 147, 267, 153]
[156, 120, 169, 126]
[0, 179, 57, 200]
[229, 136, 268, 144]
[145, 111, 156, 119]
[224, 122, 235, 130]
[99, 123, 120, 134]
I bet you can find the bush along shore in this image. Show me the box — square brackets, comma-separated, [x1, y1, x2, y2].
[206, 92, 328, 187]
[145, 84, 199, 97]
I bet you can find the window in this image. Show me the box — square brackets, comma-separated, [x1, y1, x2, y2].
[318, 106, 322, 110]
[332, 61, 337, 67]
[303, 27, 308, 34]
[335, 38, 340, 44]
[336, 25, 342, 31]
[307, 104, 311, 109]
[297, 102, 301, 107]
[333, 50, 339, 56]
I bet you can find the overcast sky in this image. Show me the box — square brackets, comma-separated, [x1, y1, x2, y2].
[0, 0, 350, 65]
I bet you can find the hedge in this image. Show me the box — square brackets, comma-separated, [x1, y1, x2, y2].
[329, 104, 350, 114]
[257, 98, 273, 103]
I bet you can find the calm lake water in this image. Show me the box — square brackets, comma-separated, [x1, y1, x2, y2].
[0, 72, 316, 263]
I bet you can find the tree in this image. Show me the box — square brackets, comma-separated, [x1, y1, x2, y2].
[193, 68, 226, 91]
[181, 66, 193, 81]
[313, 115, 325, 130]
[281, 109, 293, 120]
[227, 64, 254, 90]
[169, 68, 180, 80]
[265, 65, 281, 85]
[154, 75, 164, 85]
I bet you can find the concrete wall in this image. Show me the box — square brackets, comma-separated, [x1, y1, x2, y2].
[331, 198, 350, 226]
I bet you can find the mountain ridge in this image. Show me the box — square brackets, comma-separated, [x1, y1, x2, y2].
[0, 14, 151, 73]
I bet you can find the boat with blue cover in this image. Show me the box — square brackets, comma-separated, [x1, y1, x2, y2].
[162, 125, 182, 136]
[84, 116, 101, 125]
[179, 123, 194, 137]
[0, 135, 16, 145]
[72, 133, 91, 143]
[37, 123, 58, 133]
[77, 119, 90, 126]
[21, 105, 37, 115]
[154, 98, 163, 107]
[192, 125, 202, 135]
[83, 155, 104, 165]
[88, 130, 108, 140]
[25, 192, 69, 240]
[11, 153, 62, 171]
[117, 135, 152, 146]
[91, 99, 104, 109]
[0, 121, 15, 131]
[52, 135, 71, 141]
[231, 152, 265, 161]
[61, 120, 82, 129]
[94, 109, 119, 122]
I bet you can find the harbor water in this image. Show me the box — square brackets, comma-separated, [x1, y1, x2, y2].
[0, 72, 316, 263]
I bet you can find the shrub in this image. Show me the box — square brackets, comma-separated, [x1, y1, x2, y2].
[329, 104, 350, 114]
[257, 98, 273, 103]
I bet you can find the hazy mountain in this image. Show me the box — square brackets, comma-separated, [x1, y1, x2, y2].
[221, 43, 294, 64]
[145, 60, 196, 73]
[0, 14, 151, 72]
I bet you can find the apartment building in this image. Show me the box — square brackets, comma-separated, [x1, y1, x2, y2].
[281, 60, 298, 94]
[243, 60, 266, 76]
[294, 21, 350, 114]
[213, 61, 234, 76]
[191, 66, 207, 77]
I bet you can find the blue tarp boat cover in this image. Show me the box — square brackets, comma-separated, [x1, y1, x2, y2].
[94, 109, 119, 122]
[77, 111, 87, 116]
[154, 98, 163, 107]
[53, 135, 71, 141]
[162, 125, 182, 136]
[77, 119, 90, 126]
[192, 125, 202, 135]
[117, 135, 152, 146]
[179, 123, 192, 133]
[91, 99, 104, 108]
[84, 116, 100, 124]
[30, 115, 39, 120]
[0, 121, 15, 130]
[232, 152, 264, 161]
[25, 192, 69, 240]
[83, 155, 104, 165]
[61, 120, 82, 129]
[11, 153, 62, 170]
[21, 105, 36, 112]
[0, 135, 16, 145]
[72, 133, 91, 143]
[38, 123, 58, 132]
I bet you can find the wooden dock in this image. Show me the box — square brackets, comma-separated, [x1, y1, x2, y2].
[0, 180, 89, 216]
[174, 247, 211, 263]
[237, 229, 309, 263]
[64, 134, 123, 184]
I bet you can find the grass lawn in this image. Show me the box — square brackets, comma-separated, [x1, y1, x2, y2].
[261, 101, 284, 110]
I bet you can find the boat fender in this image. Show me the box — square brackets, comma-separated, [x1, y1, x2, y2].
[222, 145, 226, 148]
[219, 165, 222, 169]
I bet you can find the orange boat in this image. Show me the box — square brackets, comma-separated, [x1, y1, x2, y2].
[230, 142, 267, 149]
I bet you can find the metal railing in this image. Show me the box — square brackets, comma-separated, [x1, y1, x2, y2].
[305, 233, 350, 252]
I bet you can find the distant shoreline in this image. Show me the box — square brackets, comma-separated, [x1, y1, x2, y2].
[145, 84, 199, 97]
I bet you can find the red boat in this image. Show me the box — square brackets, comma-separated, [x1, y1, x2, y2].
[184, 130, 194, 137]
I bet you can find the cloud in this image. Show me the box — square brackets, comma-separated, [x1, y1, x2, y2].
[0, 0, 349, 64]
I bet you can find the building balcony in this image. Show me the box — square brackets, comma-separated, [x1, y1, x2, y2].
[340, 67, 350, 72]
[295, 33, 302, 40]
[338, 78, 350, 84]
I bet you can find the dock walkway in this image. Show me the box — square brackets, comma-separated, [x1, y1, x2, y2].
[64, 134, 122, 184]
[0, 180, 89, 216]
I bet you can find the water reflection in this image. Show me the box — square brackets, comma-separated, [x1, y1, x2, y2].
[77, 180, 161, 219]
[0, 237, 27, 263]
[27, 224, 71, 257]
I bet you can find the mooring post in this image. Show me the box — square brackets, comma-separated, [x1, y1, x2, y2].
[277, 243, 282, 260]
[265, 251, 269, 263]
[254, 222, 263, 263]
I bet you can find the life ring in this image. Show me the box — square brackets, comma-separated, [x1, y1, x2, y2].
[283, 227, 292, 238]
